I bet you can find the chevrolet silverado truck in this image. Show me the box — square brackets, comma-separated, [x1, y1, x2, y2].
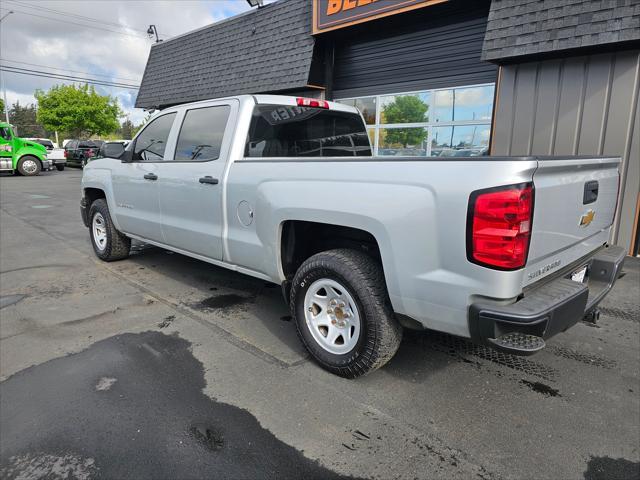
[80, 95, 625, 378]
[0, 122, 51, 175]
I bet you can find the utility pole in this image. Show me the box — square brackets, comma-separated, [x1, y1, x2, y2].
[0, 10, 14, 124]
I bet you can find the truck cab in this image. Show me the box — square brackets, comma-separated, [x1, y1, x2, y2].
[0, 122, 51, 176]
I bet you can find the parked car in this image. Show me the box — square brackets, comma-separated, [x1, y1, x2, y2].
[64, 140, 101, 168]
[0, 123, 51, 175]
[80, 95, 625, 378]
[25, 138, 66, 171]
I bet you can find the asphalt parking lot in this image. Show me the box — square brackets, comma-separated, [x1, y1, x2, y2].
[1, 169, 639, 480]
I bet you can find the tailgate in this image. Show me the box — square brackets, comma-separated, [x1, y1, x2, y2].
[523, 157, 620, 286]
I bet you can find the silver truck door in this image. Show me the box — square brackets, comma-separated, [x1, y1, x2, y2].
[155, 100, 237, 260]
[111, 112, 177, 242]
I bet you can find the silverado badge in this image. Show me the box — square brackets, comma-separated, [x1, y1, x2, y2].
[579, 209, 595, 227]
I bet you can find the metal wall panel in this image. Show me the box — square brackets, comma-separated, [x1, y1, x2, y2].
[491, 50, 640, 252]
[331, 1, 497, 99]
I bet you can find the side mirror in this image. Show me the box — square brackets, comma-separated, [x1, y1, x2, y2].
[103, 143, 126, 159]
[120, 149, 133, 163]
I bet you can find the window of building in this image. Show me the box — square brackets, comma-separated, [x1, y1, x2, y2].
[337, 83, 494, 157]
[133, 113, 176, 161]
[174, 106, 230, 161]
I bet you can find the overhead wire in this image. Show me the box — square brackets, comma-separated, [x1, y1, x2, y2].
[0, 58, 141, 83]
[4, 0, 148, 34]
[0, 66, 140, 90]
[0, 7, 149, 39]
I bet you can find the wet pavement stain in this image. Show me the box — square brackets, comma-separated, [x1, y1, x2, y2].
[547, 345, 616, 369]
[0, 295, 26, 309]
[194, 294, 248, 310]
[157, 315, 175, 329]
[0, 331, 355, 480]
[190, 423, 225, 451]
[583, 456, 640, 480]
[519, 379, 561, 397]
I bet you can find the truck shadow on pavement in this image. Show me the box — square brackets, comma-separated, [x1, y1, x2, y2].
[0, 331, 358, 480]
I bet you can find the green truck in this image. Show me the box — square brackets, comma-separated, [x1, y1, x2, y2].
[0, 122, 51, 176]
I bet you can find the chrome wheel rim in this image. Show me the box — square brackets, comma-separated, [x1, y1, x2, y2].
[303, 278, 361, 355]
[22, 159, 38, 174]
[92, 213, 107, 251]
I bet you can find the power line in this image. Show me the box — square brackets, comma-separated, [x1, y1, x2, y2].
[0, 58, 141, 83]
[0, 7, 149, 39]
[4, 0, 148, 34]
[0, 66, 140, 90]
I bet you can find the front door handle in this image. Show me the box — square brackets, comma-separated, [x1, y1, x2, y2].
[144, 173, 158, 181]
[199, 176, 219, 185]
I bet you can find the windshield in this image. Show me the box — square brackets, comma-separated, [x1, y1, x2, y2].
[245, 105, 371, 157]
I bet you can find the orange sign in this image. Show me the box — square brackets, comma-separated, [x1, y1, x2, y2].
[312, 0, 447, 34]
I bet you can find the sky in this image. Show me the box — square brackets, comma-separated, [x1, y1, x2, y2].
[0, 0, 257, 125]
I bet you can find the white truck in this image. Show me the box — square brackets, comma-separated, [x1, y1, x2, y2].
[80, 95, 625, 378]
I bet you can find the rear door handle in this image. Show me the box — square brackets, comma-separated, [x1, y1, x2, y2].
[143, 173, 158, 181]
[583, 180, 599, 204]
[199, 176, 219, 185]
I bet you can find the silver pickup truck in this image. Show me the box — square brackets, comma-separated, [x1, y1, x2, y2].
[80, 95, 625, 378]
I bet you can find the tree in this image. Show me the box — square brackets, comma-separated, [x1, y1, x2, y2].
[9, 102, 49, 137]
[34, 84, 121, 138]
[131, 114, 151, 138]
[0, 98, 4, 116]
[118, 118, 135, 139]
[381, 96, 429, 148]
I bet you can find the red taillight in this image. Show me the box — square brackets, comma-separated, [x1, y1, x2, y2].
[63, 150, 68, 158]
[467, 183, 534, 270]
[296, 97, 329, 109]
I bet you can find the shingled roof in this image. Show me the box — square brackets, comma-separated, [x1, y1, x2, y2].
[482, 0, 640, 62]
[135, 0, 315, 109]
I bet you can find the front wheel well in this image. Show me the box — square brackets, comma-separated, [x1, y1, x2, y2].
[84, 187, 106, 209]
[280, 220, 383, 280]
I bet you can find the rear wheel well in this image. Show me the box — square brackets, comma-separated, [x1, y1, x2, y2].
[84, 188, 106, 209]
[280, 220, 383, 280]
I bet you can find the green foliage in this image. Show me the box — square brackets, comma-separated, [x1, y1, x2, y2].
[118, 118, 135, 140]
[34, 84, 121, 138]
[0, 98, 4, 115]
[381, 96, 429, 148]
[9, 102, 49, 137]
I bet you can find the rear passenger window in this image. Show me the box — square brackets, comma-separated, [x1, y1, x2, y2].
[133, 113, 176, 161]
[174, 106, 230, 161]
[245, 105, 371, 157]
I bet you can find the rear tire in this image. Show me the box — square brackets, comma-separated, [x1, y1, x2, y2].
[55, 164, 65, 171]
[17, 156, 41, 176]
[88, 199, 130, 261]
[291, 249, 402, 378]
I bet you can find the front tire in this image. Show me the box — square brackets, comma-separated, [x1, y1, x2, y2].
[17, 156, 41, 176]
[291, 249, 402, 378]
[88, 199, 130, 261]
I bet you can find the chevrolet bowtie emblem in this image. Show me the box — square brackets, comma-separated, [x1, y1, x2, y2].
[579, 209, 595, 227]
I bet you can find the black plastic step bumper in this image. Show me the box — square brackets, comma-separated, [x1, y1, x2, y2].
[469, 246, 626, 352]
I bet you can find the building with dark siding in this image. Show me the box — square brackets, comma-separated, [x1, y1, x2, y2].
[136, 0, 640, 255]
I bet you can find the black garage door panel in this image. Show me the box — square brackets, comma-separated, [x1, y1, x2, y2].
[332, 0, 497, 99]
